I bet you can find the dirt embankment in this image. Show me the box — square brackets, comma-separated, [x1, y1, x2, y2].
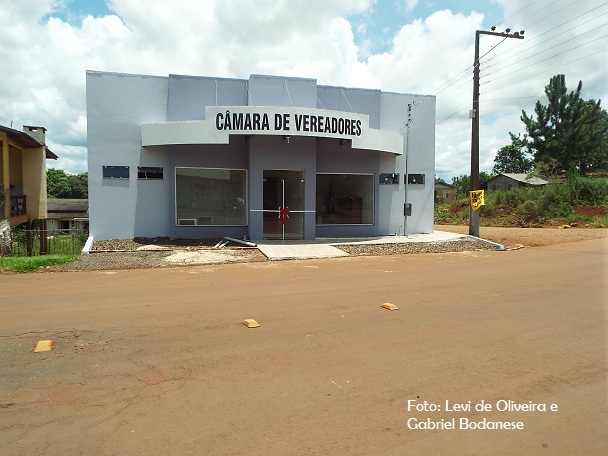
[436, 225, 608, 248]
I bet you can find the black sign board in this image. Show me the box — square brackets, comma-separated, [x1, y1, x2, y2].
[407, 173, 425, 185]
[379, 173, 399, 184]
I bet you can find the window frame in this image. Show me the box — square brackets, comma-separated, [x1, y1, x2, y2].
[175, 166, 248, 227]
[137, 166, 164, 180]
[102, 165, 130, 179]
[315, 172, 375, 226]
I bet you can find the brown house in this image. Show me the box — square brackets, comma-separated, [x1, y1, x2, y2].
[434, 181, 458, 204]
[1, 124, 57, 226]
[1, 125, 58, 255]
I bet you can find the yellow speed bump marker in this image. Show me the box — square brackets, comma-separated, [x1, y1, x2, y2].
[243, 319, 260, 328]
[381, 303, 399, 311]
[33, 340, 54, 352]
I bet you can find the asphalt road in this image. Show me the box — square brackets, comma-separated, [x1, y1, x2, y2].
[1, 237, 607, 455]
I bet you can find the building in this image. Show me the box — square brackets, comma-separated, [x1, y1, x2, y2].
[1, 125, 57, 226]
[434, 181, 457, 204]
[46, 199, 89, 232]
[486, 173, 548, 192]
[86, 71, 436, 241]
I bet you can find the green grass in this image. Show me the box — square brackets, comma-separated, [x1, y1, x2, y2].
[10, 233, 87, 256]
[435, 177, 608, 227]
[0, 254, 79, 273]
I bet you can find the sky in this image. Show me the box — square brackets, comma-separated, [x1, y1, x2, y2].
[1, 0, 606, 182]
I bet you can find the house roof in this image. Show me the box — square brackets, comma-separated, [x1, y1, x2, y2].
[0, 124, 58, 160]
[434, 181, 456, 189]
[45, 148, 58, 160]
[47, 199, 89, 214]
[490, 173, 548, 186]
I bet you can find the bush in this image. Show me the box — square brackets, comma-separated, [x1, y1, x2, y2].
[493, 191, 505, 206]
[515, 199, 541, 221]
[565, 213, 592, 224]
[566, 176, 608, 205]
[436, 177, 607, 227]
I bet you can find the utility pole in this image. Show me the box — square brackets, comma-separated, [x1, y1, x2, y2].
[469, 28, 524, 236]
[404, 103, 412, 237]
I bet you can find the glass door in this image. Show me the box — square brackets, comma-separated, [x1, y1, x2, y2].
[262, 170, 304, 239]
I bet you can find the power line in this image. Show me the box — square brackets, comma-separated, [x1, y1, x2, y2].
[433, 35, 514, 103]
[480, 2, 608, 66]
[499, 0, 554, 28]
[478, 37, 508, 63]
[521, 0, 586, 31]
[481, 47, 607, 95]
[410, 47, 474, 95]
[425, 65, 474, 99]
[481, 33, 608, 87]
[482, 95, 545, 102]
[481, 25, 607, 82]
[476, 2, 608, 97]
[436, 104, 472, 125]
[483, 11, 608, 69]
[437, 75, 474, 103]
[414, 2, 571, 104]
[413, 0, 605, 107]
[422, 1, 607, 128]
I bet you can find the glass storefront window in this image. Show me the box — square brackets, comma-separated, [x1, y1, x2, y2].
[316, 174, 374, 225]
[175, 167, 247, 226]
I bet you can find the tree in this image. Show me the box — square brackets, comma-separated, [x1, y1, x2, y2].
[452, 172, 493, 196]
[493, 133, 533, 174]
[47, 169, 71, 198]
[69, 172, 89, 198]
[576, 101, 608, 174]
[47, 169, 88, 198]
[520, 74, 608, 176]
[452, 174, 469, 197]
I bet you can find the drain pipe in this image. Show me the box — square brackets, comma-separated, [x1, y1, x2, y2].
[82, 236, 94, 255]
[224, 236, 257, 248]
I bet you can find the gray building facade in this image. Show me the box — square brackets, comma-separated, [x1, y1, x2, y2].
[86, 71, 436, 241]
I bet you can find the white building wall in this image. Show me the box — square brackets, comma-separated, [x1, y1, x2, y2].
[378, 92, 436, 235]
[87, 71, 437, 241]
[87, 71, 169, 240]
[404, 94, 436, 234]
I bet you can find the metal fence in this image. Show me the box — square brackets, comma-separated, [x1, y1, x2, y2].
[7, 227, 89, 257]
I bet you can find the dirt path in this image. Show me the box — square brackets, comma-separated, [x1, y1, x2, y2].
[1, 233, 606, 455]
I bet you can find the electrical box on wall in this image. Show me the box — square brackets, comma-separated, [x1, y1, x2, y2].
[379, 173, 399, 184]
[404, 203, 412, 216]
[407, 173, 425, 185]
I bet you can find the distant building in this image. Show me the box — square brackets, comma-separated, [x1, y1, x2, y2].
[486, 173, 548, 192]
[46, 199, 89, 232]
[434, 181, 457, 203]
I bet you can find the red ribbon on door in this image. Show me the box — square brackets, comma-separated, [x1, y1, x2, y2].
[279, 207, 290, 225]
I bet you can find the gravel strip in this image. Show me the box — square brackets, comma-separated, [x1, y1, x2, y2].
[38, 237, 499, 272]
[91, 237, 224, 251]
[47, 248, 266, 272]
[336, 239, 498, 256]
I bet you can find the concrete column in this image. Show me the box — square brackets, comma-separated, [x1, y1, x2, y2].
[1, 135, 10, 219]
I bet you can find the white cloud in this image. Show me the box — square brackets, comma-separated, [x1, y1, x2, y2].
[0, 0, 605, 181]
[403, 0, 419, 13]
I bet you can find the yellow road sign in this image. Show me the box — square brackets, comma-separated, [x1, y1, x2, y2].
[470, 190, 485, 211]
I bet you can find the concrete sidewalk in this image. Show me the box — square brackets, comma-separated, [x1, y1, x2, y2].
[256, 230, 468, 260]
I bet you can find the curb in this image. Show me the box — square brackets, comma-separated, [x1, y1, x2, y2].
[466, 235, 505, 251]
